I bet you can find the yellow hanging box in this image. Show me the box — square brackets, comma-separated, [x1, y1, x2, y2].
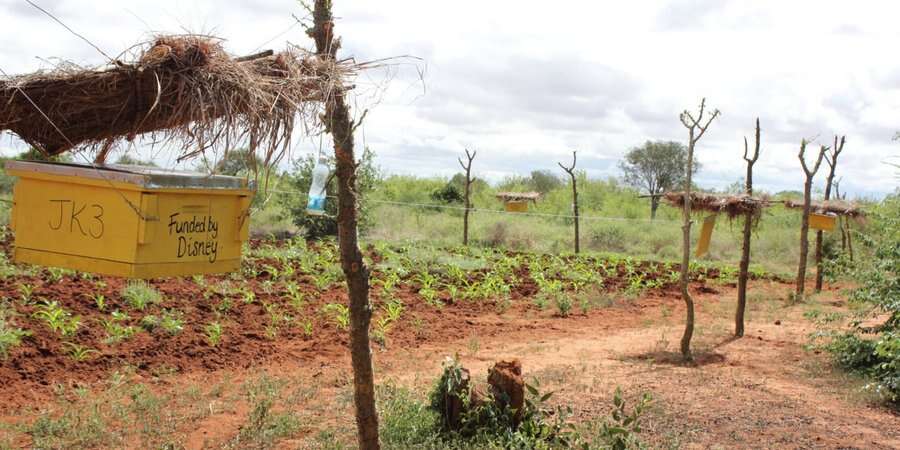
[5, 161, 254, 278]
[504, 200, 529, 213]
[808, 213, 836, 232]
[695, 214, 717, 258]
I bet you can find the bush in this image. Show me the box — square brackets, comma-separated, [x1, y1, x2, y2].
[431, 183, 464, 204]
[588, 225, 627, 252]
[826, 193, 900, 402]
[279, 147, 380, 240]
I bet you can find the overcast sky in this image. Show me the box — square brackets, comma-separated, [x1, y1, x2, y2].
[1, 0, 898, 197]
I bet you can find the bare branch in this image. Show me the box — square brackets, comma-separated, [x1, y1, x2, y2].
[557, 150, 577, 174]
[350, 108, 369, 133]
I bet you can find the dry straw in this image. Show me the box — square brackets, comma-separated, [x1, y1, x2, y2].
[783, 199, 865, 219]
[664, 191, 771, 223]
[0, 35, 361, 168]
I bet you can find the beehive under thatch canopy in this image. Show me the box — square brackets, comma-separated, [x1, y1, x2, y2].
[783, 199, 865, 219]
[0, 35, 357, 167]
[663, 191, 771, 221]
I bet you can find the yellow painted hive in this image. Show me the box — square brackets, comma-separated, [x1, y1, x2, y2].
[808, 213, 837, 232]
[5, 161, 254, 278]
[504, 200, 529, 213]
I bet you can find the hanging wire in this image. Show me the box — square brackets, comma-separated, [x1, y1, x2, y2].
[260, 187, 679, 223]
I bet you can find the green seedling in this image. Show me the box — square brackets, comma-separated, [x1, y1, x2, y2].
[64, 342, 98, 362]
[122, 281, 162, 311]
[102, 310, 137, 344]
[159, 309, 184, 335]
[92, 293, 106, 311]
[32, 300, 80, 337]
[18, 283, 34, 303]
[322, 303, 350, 330]
[205, 322, 224, 346]
[0, 310, 30, 359]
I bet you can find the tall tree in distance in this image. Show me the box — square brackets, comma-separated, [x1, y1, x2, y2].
[735, 119, 761, 337]
[620, 141, 699, 219]
[558, 151, 580, 253]
[309, 1, 380, 448]
[796, 139, 828, 300]
[678, 98, 720, 361]
[815, 135, 845, 292]
[459, 148, 475, 246]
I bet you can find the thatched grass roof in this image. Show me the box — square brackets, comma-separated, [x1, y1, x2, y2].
[0, 35, 357, 167]
[783, 199, 865, 218]
[496, 192, 541, 202]
[663, 191, 770, 220]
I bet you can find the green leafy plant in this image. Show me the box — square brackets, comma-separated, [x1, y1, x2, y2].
[158, 310, 184, 335]
[204, 322, 224, 347]
[63, 342, 99, 362]
[373, 299, 404, 345]
[241, 287, 256, 304]
[32, 300, 81, 337]
[102, 310, 137, 344]
[0, 305, 30, 359]
[322, 303, 350, 330]
[590, 387, 652, 450]
[554, 293, 573, 317]
[121, 281, 162, 311]
[284, 282, 305, 311]
[825, 195, 900, 402]
[91, 293, 106, 311]
[300, 318, 314, 338]
[18, 283, 35, 304]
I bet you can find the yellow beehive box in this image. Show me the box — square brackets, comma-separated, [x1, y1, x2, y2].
[504, 200, 529, 213]
[5, 161, 254, 278]
[809, 213, 837, 232]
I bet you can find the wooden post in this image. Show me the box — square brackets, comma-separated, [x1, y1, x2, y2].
[736, 118, 760, 337]
[309, 2, 380, 448]
[678, 98, 720, 360]
[796, 140, 828, 300]
[558, 151, 579, 253]
[815, 135, 845, 292]
[458, 149, 475, 246]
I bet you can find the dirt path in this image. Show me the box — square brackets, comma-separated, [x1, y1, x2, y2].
[3, 280, 898, 449]
[178, 281, 900, 449]
[364, 282, 900, 449]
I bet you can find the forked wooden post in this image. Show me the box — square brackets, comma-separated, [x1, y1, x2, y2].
[310, 1, 380, 448]
[796, 140, 828, 300]
[558, 151, 579, 253]
[815, 135, 845, 292]
[678, 98, 720, 361]
[458, 149, 476, 246]
[735, 118, 760, 337]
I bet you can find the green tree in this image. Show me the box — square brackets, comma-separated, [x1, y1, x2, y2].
[114, 154, 157, 167]
[528, 170, 562, 194]
[449, 172, 488, 195]
[619, 140, 699, 219]
[279, 147, 380, 240]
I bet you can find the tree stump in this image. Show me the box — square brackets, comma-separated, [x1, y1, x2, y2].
[488, 359, 525, 423]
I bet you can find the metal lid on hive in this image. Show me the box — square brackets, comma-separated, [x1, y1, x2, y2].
[4, 160, 254, 190]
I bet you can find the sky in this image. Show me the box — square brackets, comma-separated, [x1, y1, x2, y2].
[1, 0, 899, 197]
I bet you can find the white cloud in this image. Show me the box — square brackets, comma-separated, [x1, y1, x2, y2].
[0, 0, 898, 197]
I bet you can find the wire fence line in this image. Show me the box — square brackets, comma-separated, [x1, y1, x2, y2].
[260, 188, 680, 224]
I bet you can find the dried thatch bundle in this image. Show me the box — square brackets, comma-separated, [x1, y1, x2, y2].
[495, 192, 542, 202]
[0, 35, 356, 166]
[783, 199, 865, 218]
[664, 191, 770, 221]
